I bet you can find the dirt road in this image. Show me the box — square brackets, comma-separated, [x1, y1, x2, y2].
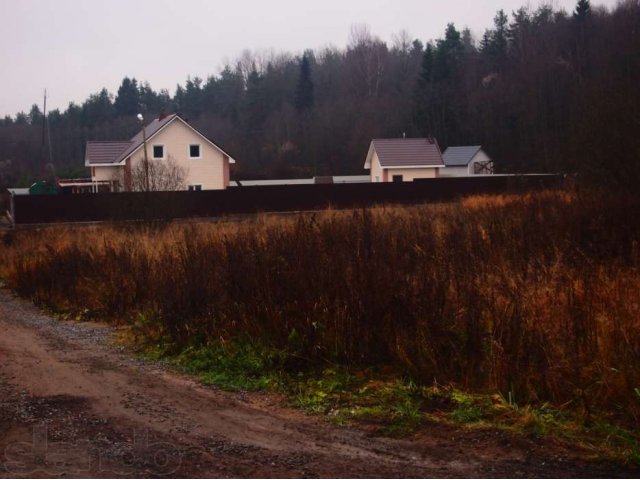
[0, 289, 636, 478]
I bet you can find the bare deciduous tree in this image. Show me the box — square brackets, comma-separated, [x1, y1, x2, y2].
[347, 23, 387, 98]
[134, 156, 188, 191]
[391, 29, 412, 55]
[112, 156, 188, 192]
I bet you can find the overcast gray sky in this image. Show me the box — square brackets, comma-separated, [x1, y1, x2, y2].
[0, 0, 619, 117]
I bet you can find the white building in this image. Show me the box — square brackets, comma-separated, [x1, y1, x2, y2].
[441, 146, 494, 176]
[364, 138, 445, 182]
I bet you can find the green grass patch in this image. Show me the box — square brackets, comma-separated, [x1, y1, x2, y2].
[288, 373, 429, 435]
[133, 337, 640, 463]
[143, 339, 286, 391]
[450, 391, 487, 423]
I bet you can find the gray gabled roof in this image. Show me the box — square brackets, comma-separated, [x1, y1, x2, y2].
[365, 138, 444, 169]
[442, 145, 483, 166]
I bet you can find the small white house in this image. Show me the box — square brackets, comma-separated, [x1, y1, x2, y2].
[364, 138, 445, 182]
[85, 114, 235, 191]
[441, 146, 494, 176]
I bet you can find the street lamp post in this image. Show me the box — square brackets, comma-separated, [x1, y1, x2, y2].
[137, 113, 149, 191]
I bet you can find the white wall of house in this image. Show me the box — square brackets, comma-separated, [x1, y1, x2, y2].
[128, 119, 230, 190]
[92, 165, 121, 182]
[369, 151, 441, 182]
[370, 151, 385, 182]
[440, 166, 468, 177]
[384, 167, 439, 182]
[468, 150, 493, 174]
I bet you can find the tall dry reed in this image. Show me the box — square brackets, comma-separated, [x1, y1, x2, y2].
[1, 191, 639, 425]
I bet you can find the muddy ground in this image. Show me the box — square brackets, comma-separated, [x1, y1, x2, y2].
[0, 289, 637, 478]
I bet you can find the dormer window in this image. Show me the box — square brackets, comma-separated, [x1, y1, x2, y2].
[152, 145, 164, 159]
[189, 144, 201, 159]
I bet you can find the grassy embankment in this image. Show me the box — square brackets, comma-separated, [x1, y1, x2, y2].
[1, 190, 639, 461]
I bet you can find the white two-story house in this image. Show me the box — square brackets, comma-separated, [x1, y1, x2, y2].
[85, 114, 235, 191]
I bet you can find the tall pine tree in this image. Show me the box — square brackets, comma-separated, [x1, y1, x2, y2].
[574, 0, 591, 19]
[413, 43, 435, 135]
[294, 54, 314, 113]
[114, 77, 140, 117]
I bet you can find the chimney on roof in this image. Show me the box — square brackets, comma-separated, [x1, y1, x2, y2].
[158, 111, 168, 121]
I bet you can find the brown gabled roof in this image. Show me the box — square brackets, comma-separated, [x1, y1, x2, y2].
[85, 141, 132, 164]
[367, 138, 444, 168]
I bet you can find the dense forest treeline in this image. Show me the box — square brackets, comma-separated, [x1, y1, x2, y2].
[1, 0, 639, 188]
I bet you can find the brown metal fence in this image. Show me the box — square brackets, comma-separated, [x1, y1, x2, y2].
[8, 174, 565, 225]
[0, 190, 9, 215]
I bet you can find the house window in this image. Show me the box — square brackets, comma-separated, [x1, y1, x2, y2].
[152, 145, 164, 159]
[188, 185, 202, 191]
[189, 144, 201, 159]
[392, 174, 403, 183]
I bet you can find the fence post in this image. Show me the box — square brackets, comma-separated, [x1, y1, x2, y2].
[7, 191, 15, 227]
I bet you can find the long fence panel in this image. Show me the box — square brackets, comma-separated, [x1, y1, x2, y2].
[10, 174, 565, 225]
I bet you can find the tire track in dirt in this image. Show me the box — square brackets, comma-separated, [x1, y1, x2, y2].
[0, 289, 636, 477]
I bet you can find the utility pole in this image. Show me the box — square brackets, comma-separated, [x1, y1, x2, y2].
[137, 114, 149, 191]
[41, 90, 47, 180]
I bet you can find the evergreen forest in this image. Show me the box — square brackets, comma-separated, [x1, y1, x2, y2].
[0, 0, 638, 189]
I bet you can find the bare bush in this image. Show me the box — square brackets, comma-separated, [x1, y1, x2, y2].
[112, 156, 188, 192]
